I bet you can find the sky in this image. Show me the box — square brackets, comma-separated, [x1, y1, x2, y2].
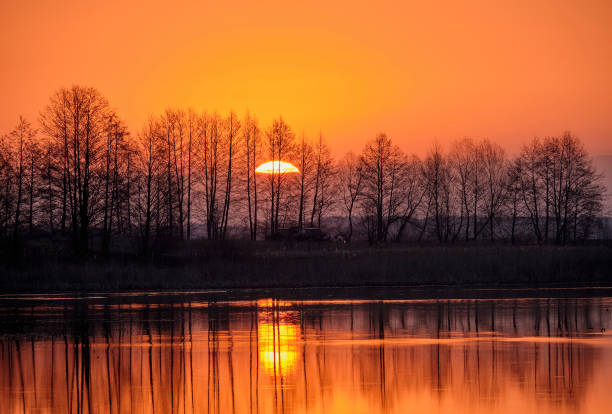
[1, 0, 611, 158]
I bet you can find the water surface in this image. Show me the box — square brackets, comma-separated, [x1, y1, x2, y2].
[0, 292, 610, 413]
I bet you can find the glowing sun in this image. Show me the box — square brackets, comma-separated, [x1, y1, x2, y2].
[255, 160, 300, 174]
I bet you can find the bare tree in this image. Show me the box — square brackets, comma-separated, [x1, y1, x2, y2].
[242, 113, 262, 240]
[468, 141, 485, 240]
[220, 112, 240, 240]
[393, 155, 426, 242]
[514, 133, 604, 244]
[198, 112, 241, 240]
[549, 133, 603, 243]
[265, 118, 296, 235]
[359, 133, 407, 242]
[159, 109, 183, 238]
[309, 133, 335, 228]
[133, 118, 160, 254]
[0, 134, 15, 237]
[507, 160, 523, 245]
[449, 137, 476, 241]
[338, 151, 363, 241]
[200, 112, 219, 239]
[8, 116, 36, 242]
[186, 109, 196, 240]
[296, 134, 314, 230]
[40, 86, 113, 253]
[422, 144, 462, 242]
[39, 139, 58, 234]
[480, 139, 508, 241]
[515, 137, 545, 242]
[101, 114, 129, 254]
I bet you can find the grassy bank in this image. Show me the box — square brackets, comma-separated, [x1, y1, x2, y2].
[0, 242, 610, 292]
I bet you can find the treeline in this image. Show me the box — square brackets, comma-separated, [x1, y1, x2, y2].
[0, 85, 607, 255]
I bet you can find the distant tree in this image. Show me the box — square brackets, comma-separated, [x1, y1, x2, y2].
[549, 133, 603, 243]
[468, 141, 485, 240]
[514, 133, 604, 244]
[309, 133, 335, 228]
[359, 133, 406, 242]
[0, 134, 15, 238]
[296, 134, 314, 230]
[39, 139, 58, 234]
[338, 151, 363, 241]
[160, 110, 177, 237]
[25, 138, 42, 234]
[40, 86, 114, 254]
[220, 112, 240, 239]
[265, 118, 296, 235]
[448, 137, 508, 241]
[8, 116, 37, 242]
[133, 118, 160, 253]
[242, 113, 262, 240]
[422, 144, 462, 242]
[449, 137, 476, 241]
[186, 109, 196, 240]
[198, 111, 241, 240]
[515, 137, 545, 242]
[101, 113, 129, 254]
[393, 155, 426, 242]
[507, 160, 523, 244]
[173, 111, 187, 240]
[200, 112, 219, 239]
[480, 139, 508, 241]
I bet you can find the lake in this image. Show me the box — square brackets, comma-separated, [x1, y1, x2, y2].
[0, 290, 610, 413]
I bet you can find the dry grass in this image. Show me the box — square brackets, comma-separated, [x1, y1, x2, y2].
[0, 240, 610, 292]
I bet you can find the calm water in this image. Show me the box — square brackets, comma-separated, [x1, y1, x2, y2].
[0, 292, 611, 414]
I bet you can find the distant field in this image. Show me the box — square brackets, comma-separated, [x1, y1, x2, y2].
[0, 242, 610, 292]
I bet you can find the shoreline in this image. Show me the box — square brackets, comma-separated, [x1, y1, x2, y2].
[1, 286, 612, 307]
[1, 244, 610, 294]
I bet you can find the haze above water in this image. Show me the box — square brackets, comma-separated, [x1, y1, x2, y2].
[0, 293, 610, 414]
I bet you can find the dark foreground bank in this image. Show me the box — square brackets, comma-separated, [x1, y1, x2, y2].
[0, 243, 610, 292]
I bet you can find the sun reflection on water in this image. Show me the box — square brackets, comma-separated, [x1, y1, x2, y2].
[257, 299, 299, 377]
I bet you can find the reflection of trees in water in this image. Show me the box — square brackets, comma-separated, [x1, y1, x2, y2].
[0, 297, 610, 413]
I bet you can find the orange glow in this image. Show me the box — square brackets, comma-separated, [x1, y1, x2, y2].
[257, 298, 294, 308]
[255, 160, 300, 174]
[257, 298, 299, 377]
[0, 1, 611, 159]
[258, 320, 299, 376]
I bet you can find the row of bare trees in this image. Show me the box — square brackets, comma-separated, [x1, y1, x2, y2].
[340, 133, 606, 244]
[132, 110, 336, 250]
[0, 85, 606, 253]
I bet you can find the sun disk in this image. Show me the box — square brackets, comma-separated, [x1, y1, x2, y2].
[255, 160, 300, 174]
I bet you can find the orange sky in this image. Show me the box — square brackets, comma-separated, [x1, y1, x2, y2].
[1, 0, 611, 157]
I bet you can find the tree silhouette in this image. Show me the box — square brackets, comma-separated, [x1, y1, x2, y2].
[0, 85, 606, 254]
[40, 86, 117, 253]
